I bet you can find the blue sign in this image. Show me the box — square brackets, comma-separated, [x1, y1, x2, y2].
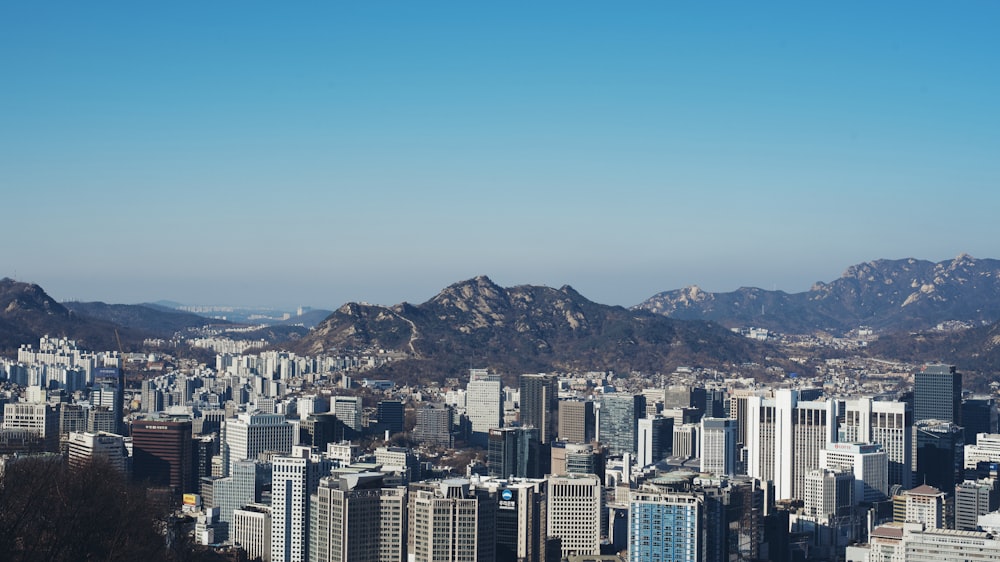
[501, 489, 513, 501]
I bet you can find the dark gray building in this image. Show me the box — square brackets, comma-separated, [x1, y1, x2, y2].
[914, 364, 962, 424]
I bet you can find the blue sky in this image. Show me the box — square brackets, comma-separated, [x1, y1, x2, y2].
[2, 2, 998, 309]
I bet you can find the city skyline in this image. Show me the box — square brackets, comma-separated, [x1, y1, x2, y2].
[3, 2, 998, 309]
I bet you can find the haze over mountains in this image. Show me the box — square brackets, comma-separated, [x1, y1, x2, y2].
[4, 254, 1000, 376]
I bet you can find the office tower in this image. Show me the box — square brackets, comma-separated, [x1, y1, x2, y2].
[558, 399, 595, 444]
[296, 395, 328, 419]
[469, 478, 548, 562]
[638, 416, 673, 468]
[414, 403, 454, 448]
[232, 504, 271, 562]
[965, 433, 1000, 470]
[332, 396, 363, 435]
[914, 364, 962, 424]
[803, 468, 854, 520]
[664, 385, 693, 410]
[700, 418, 737, 476]
[142, 379, 163, 414]
[88, 407, 117, 434]
[840, 398, 914, 489]
[546, 473, 603, 559]
[2, 402, 59, 451]
[899, 484, 946, 528]
[915, 420, 964, 491]
[673, 423, 699, 460]
[299, 413, 346, 451]
[820, 442, 889, 504]
[376, 400, 405, 436]
[66, 431, 126, 473]
[551, 442, 603, 477]
[962, 397, 995, 436]
[747, 389, 837, 500]
[599, 393, 646, 457]
[705, 389, 727, 419]
[213, 459, 271, 537]
[309, 472, 407, 562]
[466, 370, 503, 444]
[408, 479, 496, 562]
[519, 374, 558, 444]
[374, 446, 421, 483]
[629, 486, 703, 562]
[131, 418, 195, 495]
[271, 446, 335, 562]
[697, 475, 765, 562]
[954, 478, 1000, 531]
[59, 403, 87, 435]
[194, 434, 219, 479]
[488, 427, 543, 479]
[92, 366, 125, 434]
[224, 411, 293, 477]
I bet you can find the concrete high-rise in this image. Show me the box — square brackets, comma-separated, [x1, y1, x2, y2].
[407, 479, 496, 562]
[558, 399, 595, 444]
[66, 431, 127, 474]
[954, 478, 1000, 531]
[746, 389, 837, 500]
[223, 411, 293, 477]
[914, 364, 962, 424]
[308, 472, 406, 562]
[820, 442, 889, 504]
[546, 473, 602, 559]
[466, 369, 502, 445]
[629, 486, 703, 562]
[637, 416, 673, 468]
[840, 398, 913, 489]
[130, 418, 195, 495]
[519, 374, 558, 444]
[700, 418, 737, 476]
[271, 446, 334, 562]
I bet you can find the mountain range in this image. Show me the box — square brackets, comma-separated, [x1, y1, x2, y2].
[635, 254, 1000, 335]
[5, 254, 1000, 378]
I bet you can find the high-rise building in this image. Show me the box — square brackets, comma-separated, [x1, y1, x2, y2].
[470, 477, 548, 562]
[546, 473, 603, 559]
[271, 446, 334, 562]
[899, 484, 946, 529]
[130, 418, 195, 495]
[466, 369, 503, 445]
[232, 503, 271, 562]
[599, 394, 646, 457]
[700, 418, 737, 476]
[375, 400, 405, 436]
[914, 364, 962, 425]
[519, 374, 559, 444]
[413, 404, 454, 448]
[954, 477, 1000, 531]
[673, 423, 699, 460]
[407, 479, 496, 562]
[915, 420, 964, 491]
[558, 399, 595, 444]
[488, 427, 543, 479]
[629, 486, 703, 562]
[2, 402, 59, 451]
[213, 459, 271, 536]
[638, 416, 673, 468]
[308, 472, 407, 562]
[223, 411, 293, 477]
[840, 398, 913, 489]
[332, 396, 363, 436]
[819, 442, 889, 504]
[965, 433, 1000, 470]
[299, 413, 346, 451]
[961, 397, 995, 436]
[747, 390, 837, 500]
[92, 366, 125, 434]
[66, 431, 126, 474]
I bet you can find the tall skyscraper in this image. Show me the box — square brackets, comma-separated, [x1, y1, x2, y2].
[546, 473, 603, 559]
[488, 427, 543, 479]
[469, 477, 548, 562]
[408, 479, 496, 562]
[700, 418, 737, 476]
[629, 486, 703, 562]
[232, 504, 272, 562]
[213, 459, 271, 537]
[914, 364, 962, 425]
[414, 403, 454, 448]
[746, 389, 837, 500]
[915, 420, 964, 491]
[820, 442, 889, 504]
[637, 416, 673, 468]
[840, 398, 913, 489]
[309, 472, 407, 562]
[271, 446, 334, 562]
[332, 396, 363, 436]
[223, 411, 293, 477]
[466, 369, 502, 445]
[519, 374, 559, 444]
[558, 399, 595, 444]
[375, 400, 405, 436]
[130, 418, 195, 495]
[599, 393, 646, 457]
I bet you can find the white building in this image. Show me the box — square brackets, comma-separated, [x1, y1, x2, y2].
[224, 411, 293, 477]
[331, 396, 362, 432]
[232, 503, 271, 562]
[271, 446, 334, 562]
[66, 431, 127, 474]
[747, 390, 837, 500]
[547, 473, 603, 559]
[840, 398, 913, 489]
[964, 433, 1000, 469]
[700, 418, 737, 476]
[466, 369, 502, 438]
[407, 479, 495, 562]
[820, 442, 889, 504]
